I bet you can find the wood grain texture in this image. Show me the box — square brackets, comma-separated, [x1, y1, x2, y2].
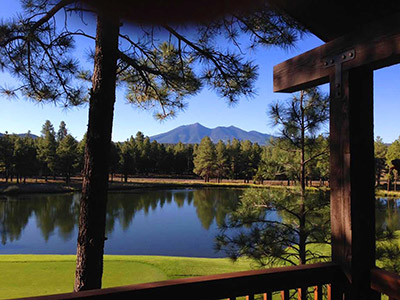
[329, 67, 379, 299]
[273, 11, 400, 93]
[371, 268, 400, 300]
[268, 0, 400, 42]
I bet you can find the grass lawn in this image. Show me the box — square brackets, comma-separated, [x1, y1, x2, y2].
[0, 255, 252, 299]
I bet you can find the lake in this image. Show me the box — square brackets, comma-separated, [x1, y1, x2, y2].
[0, 188, 399, 258]
[0, 188, 243, 257]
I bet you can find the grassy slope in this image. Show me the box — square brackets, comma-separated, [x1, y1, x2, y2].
[0, 255, 252, 299]
[2, 240, 398, 299]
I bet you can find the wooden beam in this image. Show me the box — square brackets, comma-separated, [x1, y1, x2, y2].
[329, 67, 379, 299]
[371, 267, 400, 299]
[268, 0, 400, 42]
[273, 11, 400, 93]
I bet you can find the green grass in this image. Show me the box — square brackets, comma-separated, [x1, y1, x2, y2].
[0, 255, 252, 299]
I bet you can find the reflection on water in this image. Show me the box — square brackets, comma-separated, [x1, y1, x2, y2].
[0, 189, 241, 257]
[0, 189, 398, 257]
[376, 198, 400, 231]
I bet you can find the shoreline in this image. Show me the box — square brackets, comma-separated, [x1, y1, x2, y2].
[1, 179, 399, 198]
[0, 178, 295, 195]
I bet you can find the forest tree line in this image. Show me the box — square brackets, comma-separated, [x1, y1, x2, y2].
[1, 119, 400, 189]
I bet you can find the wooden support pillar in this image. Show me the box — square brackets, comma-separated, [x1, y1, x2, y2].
[329, 66, 379, 299]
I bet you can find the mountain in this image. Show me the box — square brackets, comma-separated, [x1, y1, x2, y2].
[0, 132, 39, 139]
[150, 123, 272, 145]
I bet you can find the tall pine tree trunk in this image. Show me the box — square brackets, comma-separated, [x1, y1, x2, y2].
[74, 12, 119, 292]
[298, 91, 307, 300]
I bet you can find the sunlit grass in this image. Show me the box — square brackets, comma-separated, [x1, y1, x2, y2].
[0, 255, 252, 299]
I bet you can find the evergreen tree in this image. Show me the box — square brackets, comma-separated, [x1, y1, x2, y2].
[218, 88, 330, 280]
[57, 121, 68, 142]
[0, 0, 303, 290]
[312, 135, 330, 186]
[240, 140, 261, 183]
[216, 188, 330, 267]
[386, 137, 400, 191]
[36, 120, 57, 180]
[173, 142, 189, 174]
[154, 143, 169, 174]
[193, 137, 216, 182]
[375, 136, 388, 187]
[0, 133, 16, 182]
[268, 88, 329, 265]
[119, 137, 136, 182]
[56, 134, 78, 184]
[13, 135, 38, 183]
[227, 138, 243, 180]
[109, 142, 120, 182]
[76, 133, 87, 176]
[215, 140, 229, 183]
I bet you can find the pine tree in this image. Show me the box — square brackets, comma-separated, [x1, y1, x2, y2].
[57, 121, 68, 142]
[56, 134, 78, 184]
[218, 88, 330, 277]
[193, 137, 216, 182]
[13, 135, 38, 183]
[215, 140, 229, 183]
[375, 136, 388, 187]
[0, 0, 302, 290]
[36, 120, 57, 181]
[0, 133, 16, 182]
[109, 142, 120, 182]
[269, 88, 329, 265]
[386, 137, 400, 191]
[216, 188, 330, 267]
[227, 138, 243, 180]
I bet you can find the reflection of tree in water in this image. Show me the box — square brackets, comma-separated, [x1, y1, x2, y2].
[0, 189, 242, 245]
[106, 191, 174, 233]
[0, 193, 79, 245]
[0, 196, 34, 245]
[106, 189, 240, 232]
[376, 198, 400, 232]
[193, 189, 241, 230]
[34, 194, 79, 241]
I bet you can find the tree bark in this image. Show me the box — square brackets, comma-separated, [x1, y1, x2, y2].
[74, 12, 119, 292]
[298, 91, 307, 300]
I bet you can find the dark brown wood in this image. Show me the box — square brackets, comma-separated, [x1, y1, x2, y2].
[20, 263, 341, 300]
[80, 0, 265, 25]
[267, 0, 400, 42]
[329, 67, 379, 300]
[329, 280, 344, 300]
[371, 268, 400, 299]
[273, 11, 400, 93]
[73, 12, 120, 292]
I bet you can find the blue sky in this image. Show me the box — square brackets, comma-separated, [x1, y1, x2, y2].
[0, 3, 399, 143]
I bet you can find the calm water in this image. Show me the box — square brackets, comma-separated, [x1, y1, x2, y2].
[0, 188, 242, 257]
[0, 189, 398, 257]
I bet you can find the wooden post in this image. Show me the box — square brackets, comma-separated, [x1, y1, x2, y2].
[329, 67, 379, 299]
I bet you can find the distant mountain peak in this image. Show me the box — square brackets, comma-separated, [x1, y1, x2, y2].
[150, 123, 271, 145]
